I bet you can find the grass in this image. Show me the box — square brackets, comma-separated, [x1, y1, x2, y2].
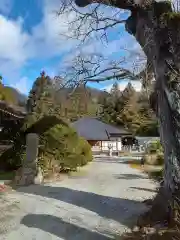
[130, 163, 142, 170]
[0, 171, 15, 181]
[128, 159, 163, 181]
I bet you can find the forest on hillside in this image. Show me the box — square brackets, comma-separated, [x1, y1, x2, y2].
[0, 72, 158, 137]
[27, 72, 159, 136]
[0, 71, 158, 174]
[98, 82, 158, 136]
[0, 82, 26, 108]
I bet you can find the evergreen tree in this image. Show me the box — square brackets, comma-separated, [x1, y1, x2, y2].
[110, 82, 120, 100]
[26, 71, 54, 114]
[98, 94, 115, 124]
[67, 85, 96, 121]
[98, 82, 159, 136]
[24, 71, 58, 129]
[98, 83, 124, 125]
[136, 92, 159, 136]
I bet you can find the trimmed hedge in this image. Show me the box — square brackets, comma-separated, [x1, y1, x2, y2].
[38, 123, 92, 174]
[0, 121, 92, 174]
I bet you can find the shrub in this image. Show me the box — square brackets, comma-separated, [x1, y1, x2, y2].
[76, 137, 93, 166]
[39, 124, 92, 173]
[156, 153, 164, 165]
[147, 140, 162, 154]
[144, 154, 157, 165]
[0, 118, 92, 175]
[0, 145, 25, 171]
[144, 153, 164, 166]
[145, 140, 164, 166]
[148, 168, 164, 182]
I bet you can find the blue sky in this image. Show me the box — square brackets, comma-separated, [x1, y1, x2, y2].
[0, 0, 144, 95]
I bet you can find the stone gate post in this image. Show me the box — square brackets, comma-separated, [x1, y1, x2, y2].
[15, 133, 43, 186]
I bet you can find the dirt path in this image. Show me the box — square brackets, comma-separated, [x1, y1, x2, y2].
[0, 158, 157, 239]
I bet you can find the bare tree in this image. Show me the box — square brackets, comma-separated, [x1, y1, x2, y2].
[56, 0, 180, 227]
[56, 0, 146, 85]
[60, 53, 140, 85]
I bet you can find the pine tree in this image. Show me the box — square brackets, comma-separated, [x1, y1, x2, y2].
[67, 85, 93, 121]
[98, 83, 124, 125]
[26, 71, 54, 114]
[24, 71, 58, 129]
[98, 94, 115, 124]
[110, 82, 120, 100]
[98, 81, 158, 135]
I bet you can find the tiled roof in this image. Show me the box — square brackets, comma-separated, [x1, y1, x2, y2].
[72, 117, 131, 140]
[0, 101, 26, 118]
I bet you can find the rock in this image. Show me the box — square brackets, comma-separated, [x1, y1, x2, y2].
[13, 165, 44, 186]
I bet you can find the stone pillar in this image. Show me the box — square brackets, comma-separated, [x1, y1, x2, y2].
[15, 133, 43, 186]
[26, 133, 39, 164]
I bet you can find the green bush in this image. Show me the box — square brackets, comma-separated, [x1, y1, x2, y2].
[145, 140, 164, 166]
[148, 168, 163, 182]
[0, 118, 92, 174]
[156, 153, 164, 165]
[39, 124, 92, 173]
[0, 145, 25, 171]
[76, 137, 93, 166]
[147, 140, 163, 154]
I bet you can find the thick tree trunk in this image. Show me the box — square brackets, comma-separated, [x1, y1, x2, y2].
[126, 2, 180, 224]
[74, 0, 180, 225]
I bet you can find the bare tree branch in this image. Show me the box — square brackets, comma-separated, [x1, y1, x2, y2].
[75, 0, 135, 10]
[56, 0, 128, 43]
[54, 0, 147, 88]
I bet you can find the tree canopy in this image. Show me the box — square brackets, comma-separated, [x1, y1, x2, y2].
[98, 82, 158, 135]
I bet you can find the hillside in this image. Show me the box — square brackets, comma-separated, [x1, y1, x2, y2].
[54, 86, 109, 104]
[0, 83, 27, 109]
[3, 86, 27, 106]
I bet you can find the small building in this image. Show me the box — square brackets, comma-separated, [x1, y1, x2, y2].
[135, 136, 160, 150]
[72, 117, 132, 155]
[0, 101, 26, 146]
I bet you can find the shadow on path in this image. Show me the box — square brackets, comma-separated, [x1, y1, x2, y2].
[114, 173, 148, 180]
[17, 185, 144, 227]
[21, 214, 116, 240]
[93, 159, 125, 163]
[130, 187, 157, 193]
[93, 158, 141, 164]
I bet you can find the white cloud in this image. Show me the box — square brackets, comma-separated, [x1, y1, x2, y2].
[101, 80, 142, 92]
[29, 1, 78, 59]
[0, 15, 29, 63]
[0, 0, 145, 94]
[0, 0, 79, 91]
[0, 15, 30, 85]
[14, 77, 29, 94]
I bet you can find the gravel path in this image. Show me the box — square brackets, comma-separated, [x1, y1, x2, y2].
[0, 157, 157, 240]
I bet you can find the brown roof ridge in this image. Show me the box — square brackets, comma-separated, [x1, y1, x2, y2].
[0, 100, 26, 118]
